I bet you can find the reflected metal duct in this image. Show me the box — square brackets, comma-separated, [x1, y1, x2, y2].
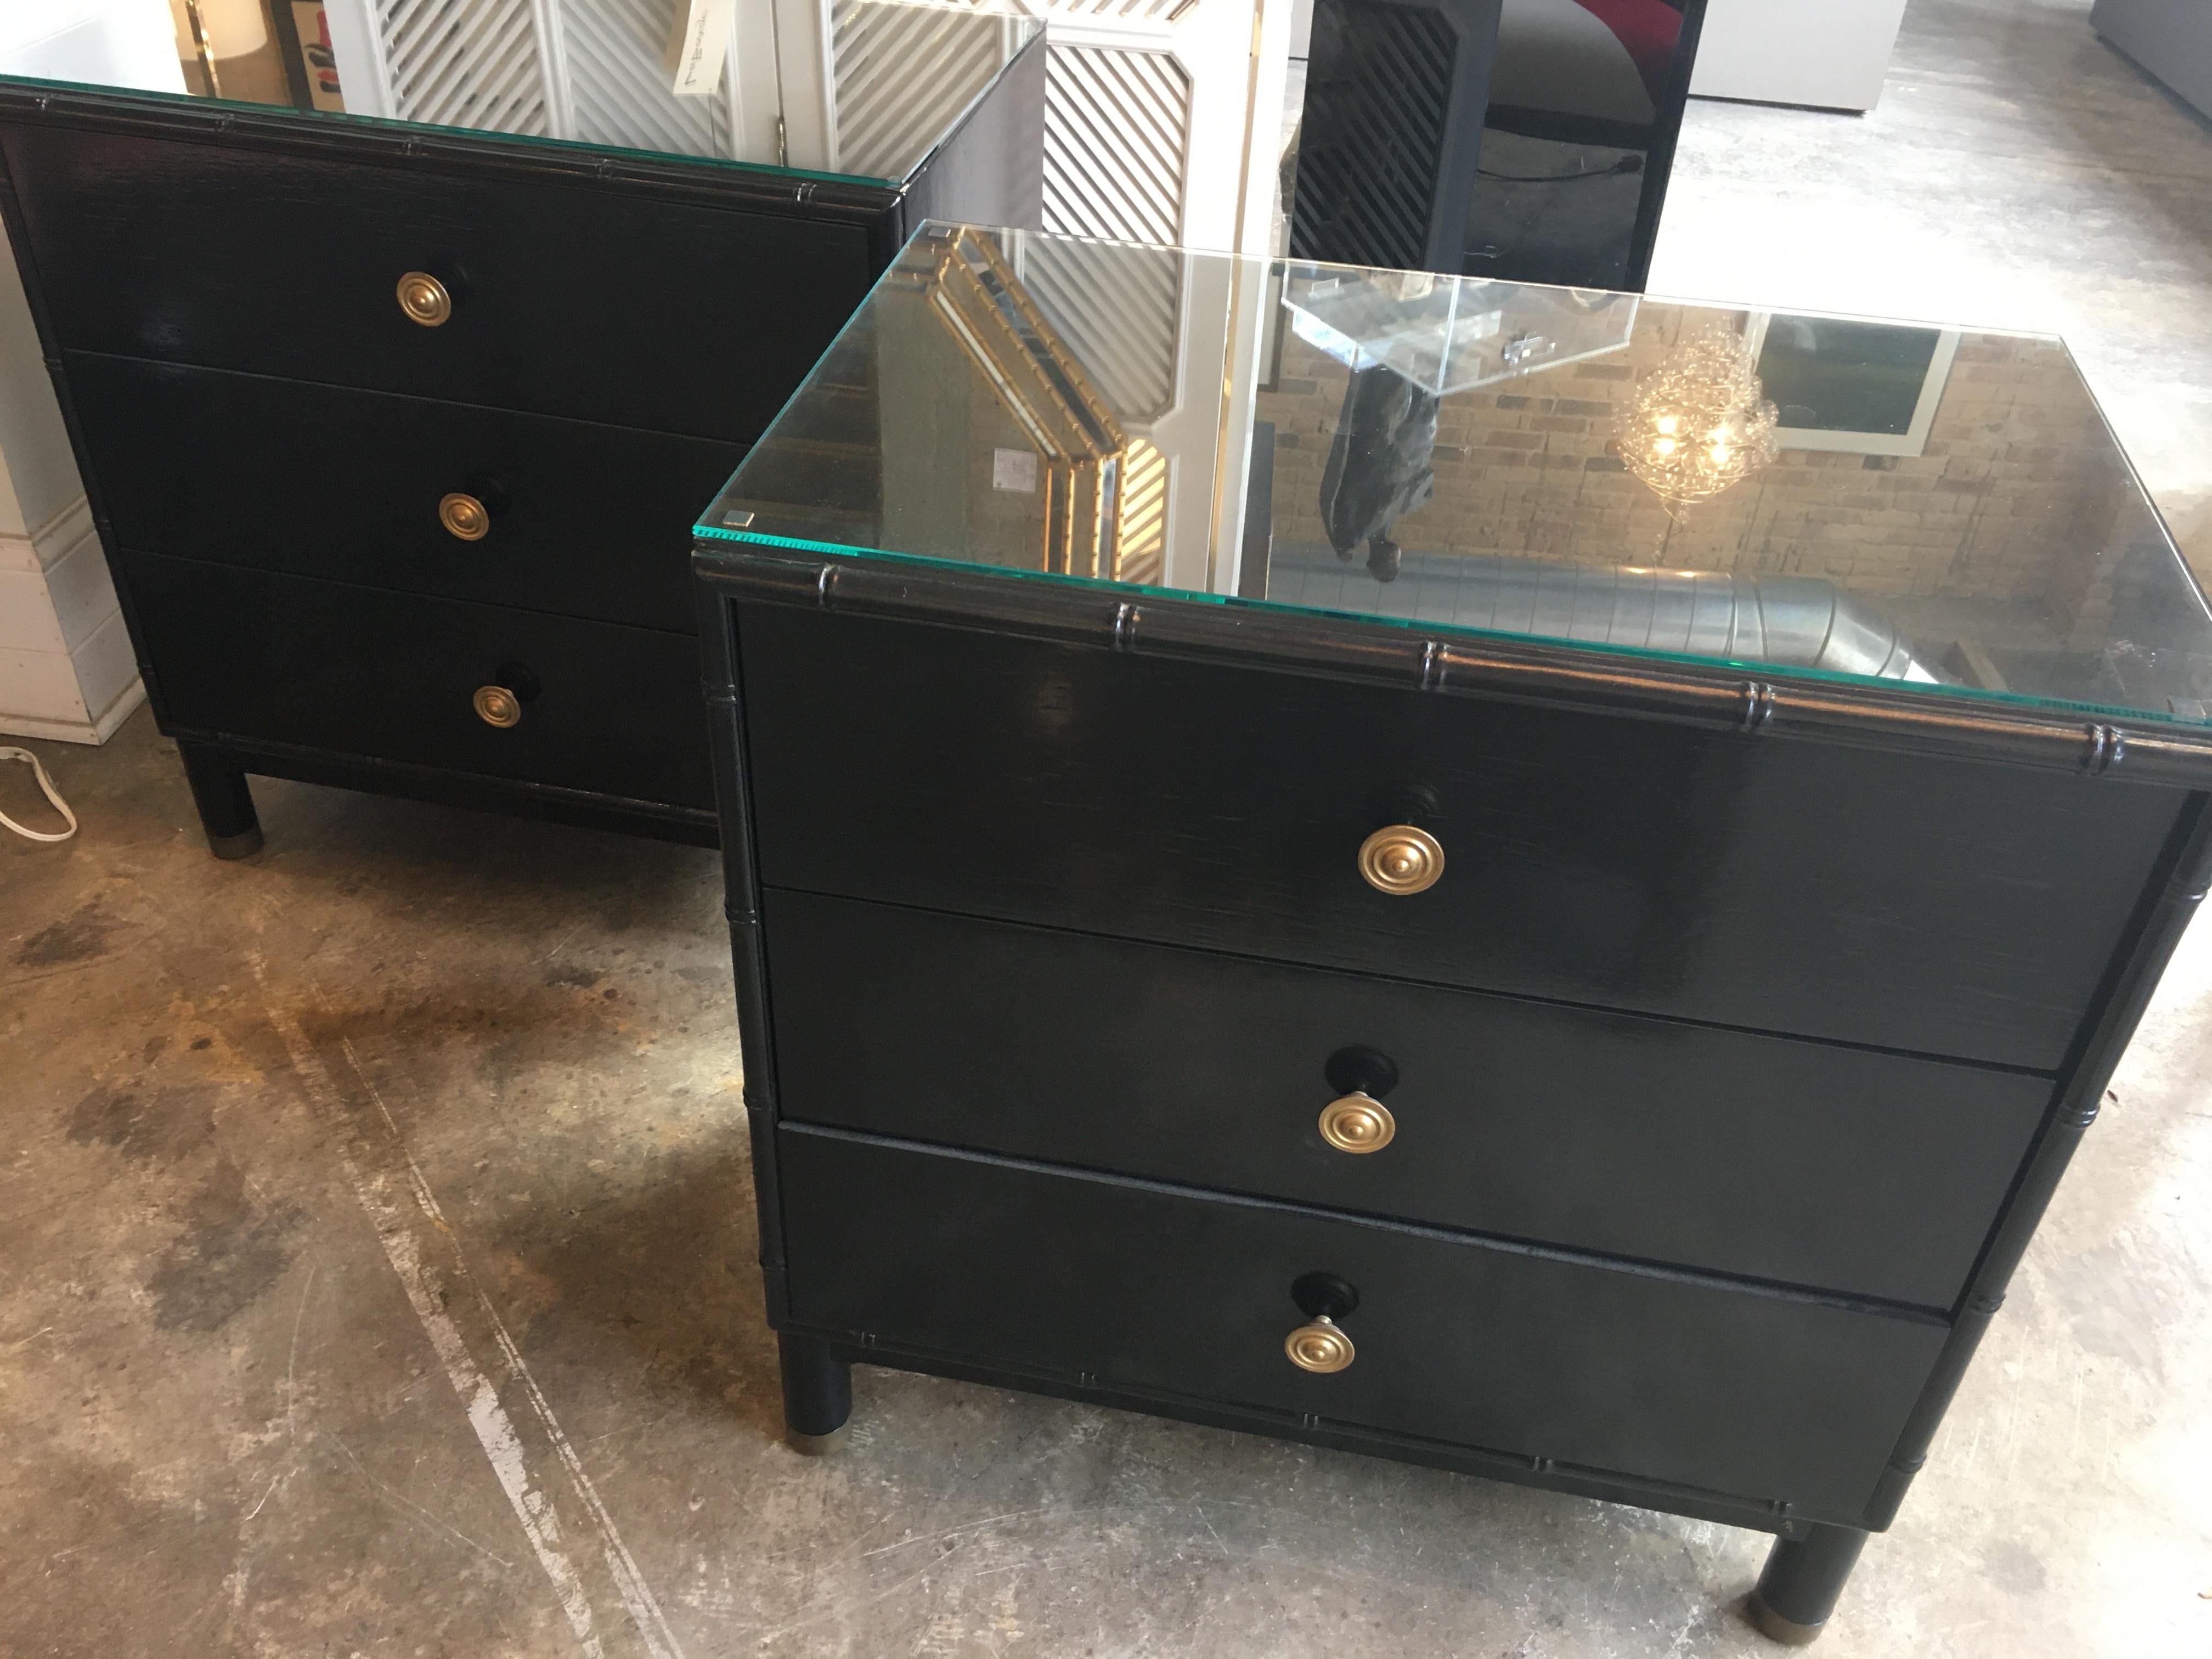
[1423, 556, 1939, 680]
[1273, 548, 1941, 681]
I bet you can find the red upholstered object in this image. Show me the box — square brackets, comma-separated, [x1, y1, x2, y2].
[1569, 0, 1682, 101]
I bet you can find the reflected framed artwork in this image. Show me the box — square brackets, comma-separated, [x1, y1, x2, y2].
[1745, 313, 1960, 457]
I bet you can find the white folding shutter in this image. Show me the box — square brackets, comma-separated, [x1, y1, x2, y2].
[331, 0, 748, 157]
[558, 0, 727, 155]
[825, 0, 1012, 178]
[332, 2, 1291, 230]
[365, 0, 555, 134]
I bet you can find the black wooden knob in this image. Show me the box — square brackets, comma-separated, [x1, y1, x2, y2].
[464, 471, 511, 516]
[493, 660, 542, 702]
[1292, 1271, 1360, 1322]
[1325, 1045, 1399, 1099]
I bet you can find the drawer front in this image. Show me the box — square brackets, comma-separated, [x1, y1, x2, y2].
[2, 124, 874, 441]
[765, 891, 2049, 1308]
[122, 553, 712, 810]
[737, 605, 2180, 1069]
[779, 1126, 1946, 1523]
[73, 357, 741, 634]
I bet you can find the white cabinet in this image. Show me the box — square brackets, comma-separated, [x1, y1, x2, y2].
[1689, 0, 1910, 114]
[2094, 0, 2212, 121]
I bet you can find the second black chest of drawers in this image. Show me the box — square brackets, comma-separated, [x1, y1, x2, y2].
[0, 46, 1041, 853]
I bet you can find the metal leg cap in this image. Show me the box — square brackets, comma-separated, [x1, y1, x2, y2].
[208, 826, 264, 860]
[785, 1423, 849, 1457]
[1745, 1594, 1826, 1646]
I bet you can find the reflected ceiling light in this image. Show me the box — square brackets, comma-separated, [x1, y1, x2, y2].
[1622, 322, 1780, 516]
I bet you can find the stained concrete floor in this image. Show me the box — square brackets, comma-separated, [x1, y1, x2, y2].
[9, 3, 2212, 1656]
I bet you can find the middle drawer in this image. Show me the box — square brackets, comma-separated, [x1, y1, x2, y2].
[765, 890, 2050, 1309]
[72, 356, 742, 635]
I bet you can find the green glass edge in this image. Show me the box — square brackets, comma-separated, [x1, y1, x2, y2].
[693, 528, 2212, 732]
[0, 72, 901, 187]
[695, 527, 887, 556]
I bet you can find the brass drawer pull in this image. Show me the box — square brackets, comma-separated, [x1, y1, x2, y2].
[439, 492, 490, 541]
[1286, 1270, 1358, 1373]
[1285, 1317, 1355, 1373]
[397, 270, 453, 327]
[473, 685, 522, 727]
[1318, 1091, 1395, 1153]
[1358, 823, 1443, 895]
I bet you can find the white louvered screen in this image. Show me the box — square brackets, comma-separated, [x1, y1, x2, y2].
[373, 0, 552, 136]
[560, 0, 725, 155]
[881, 0, 1193, 25]
[1040, 46, 1187, 246]
[343, 0, 744, 157]
[862, 0, 1286, 253]
[1115, 435, 1169, 585]
[827, 0, 1010, 178]
[1020, 234, 1181, 422]
[337, 2, 1288, 251]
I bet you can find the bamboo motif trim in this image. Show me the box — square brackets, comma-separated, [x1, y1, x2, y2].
[0, 81, 900, 217]
[694, 545, 2212, 788]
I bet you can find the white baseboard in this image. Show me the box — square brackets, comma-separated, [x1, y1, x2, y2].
[31, 494, 95, 569]
[0, 672, 144, 745]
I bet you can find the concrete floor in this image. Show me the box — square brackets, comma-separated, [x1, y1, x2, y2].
[8, 3, 2212, 1655]
[1649, 0, 2212, 582]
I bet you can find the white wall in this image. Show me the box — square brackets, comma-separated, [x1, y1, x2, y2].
[0, 2, 172, 742]
[1, 0, 186, 93]
[0, 222, 142, 744]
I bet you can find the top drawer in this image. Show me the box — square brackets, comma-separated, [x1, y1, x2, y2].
[71, 356, 740, 635]
[735, 605, 2181, 1069]
[0, 125, 876, 442]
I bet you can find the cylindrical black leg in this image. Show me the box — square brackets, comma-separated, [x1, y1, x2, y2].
[778, 1333, 851, 1455]
[178, 744, 262, 859]
[1747, 1523, 1868, 1646]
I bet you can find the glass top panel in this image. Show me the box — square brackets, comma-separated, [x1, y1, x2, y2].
[0, 2, 1036, 187]
[702, 222, 2212, 729]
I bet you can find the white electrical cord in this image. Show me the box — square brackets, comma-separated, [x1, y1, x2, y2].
[1, 747, 77, 843]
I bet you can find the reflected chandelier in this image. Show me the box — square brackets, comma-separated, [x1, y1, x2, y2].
[1621, 321, 1780, 516]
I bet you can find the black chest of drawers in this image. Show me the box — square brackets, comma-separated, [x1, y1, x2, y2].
[0, 47, 1040, 853]
[697, 550, 2212, 1646]
[691, 224, 2212, 1645]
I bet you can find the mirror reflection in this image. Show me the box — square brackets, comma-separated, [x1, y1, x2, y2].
[18, 1, 1036, 182]
[707, 223, 2212, 727]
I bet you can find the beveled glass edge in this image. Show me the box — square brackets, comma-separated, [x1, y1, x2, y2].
[0, 71, 902, 188]
[2055, 330, 2212, 627]
[692, 529, 2212, 736]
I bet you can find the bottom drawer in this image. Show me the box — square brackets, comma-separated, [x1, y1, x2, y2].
[780, 1126, 1947, 1523]
[122, 552, 713, 810]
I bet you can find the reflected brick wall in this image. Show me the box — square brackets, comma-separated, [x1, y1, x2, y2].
[1254, 308, 2120, 628]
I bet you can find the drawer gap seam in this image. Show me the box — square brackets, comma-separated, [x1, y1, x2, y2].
[755, 883, 2063, 1081]
[778, 1121, 1955, 1324]
[61, 346, 770, 449]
